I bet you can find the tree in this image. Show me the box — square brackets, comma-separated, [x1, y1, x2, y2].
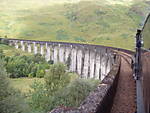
[44, 63, 70, 93]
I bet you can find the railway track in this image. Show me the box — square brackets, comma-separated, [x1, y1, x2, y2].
[110, 52, 136, 113]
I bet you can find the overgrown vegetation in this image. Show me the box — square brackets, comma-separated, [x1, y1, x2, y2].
[0, 49, 49, 78]
[29, 63, 99, 112]
[0, 59, 30, 113]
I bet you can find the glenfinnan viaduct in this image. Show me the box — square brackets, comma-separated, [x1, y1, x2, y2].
[8, 39, 116, 81]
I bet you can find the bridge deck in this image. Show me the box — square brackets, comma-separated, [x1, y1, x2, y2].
[110, 56, 136, 113]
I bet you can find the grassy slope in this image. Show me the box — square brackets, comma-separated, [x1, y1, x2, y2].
[143, 14, 150, 49]
[0, 0, 150, 50]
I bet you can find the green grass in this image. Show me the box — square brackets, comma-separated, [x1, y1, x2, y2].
[0, 0, 150, 50]
[0, 44, 32, 56]
[10, 78, 44, 93]
[9, 73, 78, 94]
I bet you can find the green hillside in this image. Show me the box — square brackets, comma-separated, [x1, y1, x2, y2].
[143, 14, 150, 49]
[0, 0, 150, 50]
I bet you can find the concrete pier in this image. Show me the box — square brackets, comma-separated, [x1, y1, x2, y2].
[45, 44, 51, 61]
[45, 43, 48, 49]
[9, 40, 13, 46]
[77, 47, 83, 75]
[51, 45, 54, 61]
[20, 41, 25, 51]
[89, 48, 96, 78]
[53, 45, 58, 63]
[33, 42, 38, 54]
[27, 42, 32, 53]
[82, 48, 90, 78]
[95, 50, 101, 79]
[15, 41, 19, 49]
[65, 45, 71, 63]
[40, 44, 44, 56]
[101, 53, 107, 80]
[70, 46, 77, 72]
[59, 45, 65, 63]
[106, 54, 111, 75]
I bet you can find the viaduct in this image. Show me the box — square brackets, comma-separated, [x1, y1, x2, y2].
[8, 39, 116, 81]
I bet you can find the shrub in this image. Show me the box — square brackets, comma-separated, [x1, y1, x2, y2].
[29, 81, 48, 112]
[44, 63, 70, 93]
[28, 72, 36, 78]
[0, 59, 30, 113]
[0, 49, 5, 59]
[6, 56, 29, 78]
[33, 54, 46, 64]
[5, 54, 49, 78]
[51, 78, 99, 107]
[36, 69, 45, 78]
[48, 60, 54, 64]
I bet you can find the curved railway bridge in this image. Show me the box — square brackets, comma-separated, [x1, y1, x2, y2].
[0, 12, 149, 113]
[0, 37, 137, 113]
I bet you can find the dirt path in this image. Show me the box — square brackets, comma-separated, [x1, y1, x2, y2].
[110, 56, 136, 113]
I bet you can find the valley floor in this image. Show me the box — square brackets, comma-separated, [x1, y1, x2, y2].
[10, 78, 44, 93]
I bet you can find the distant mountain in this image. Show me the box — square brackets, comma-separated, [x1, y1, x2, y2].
[0, 0, 150, 50]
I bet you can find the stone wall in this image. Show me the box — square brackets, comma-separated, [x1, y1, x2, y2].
[49, 55, 121, 113]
